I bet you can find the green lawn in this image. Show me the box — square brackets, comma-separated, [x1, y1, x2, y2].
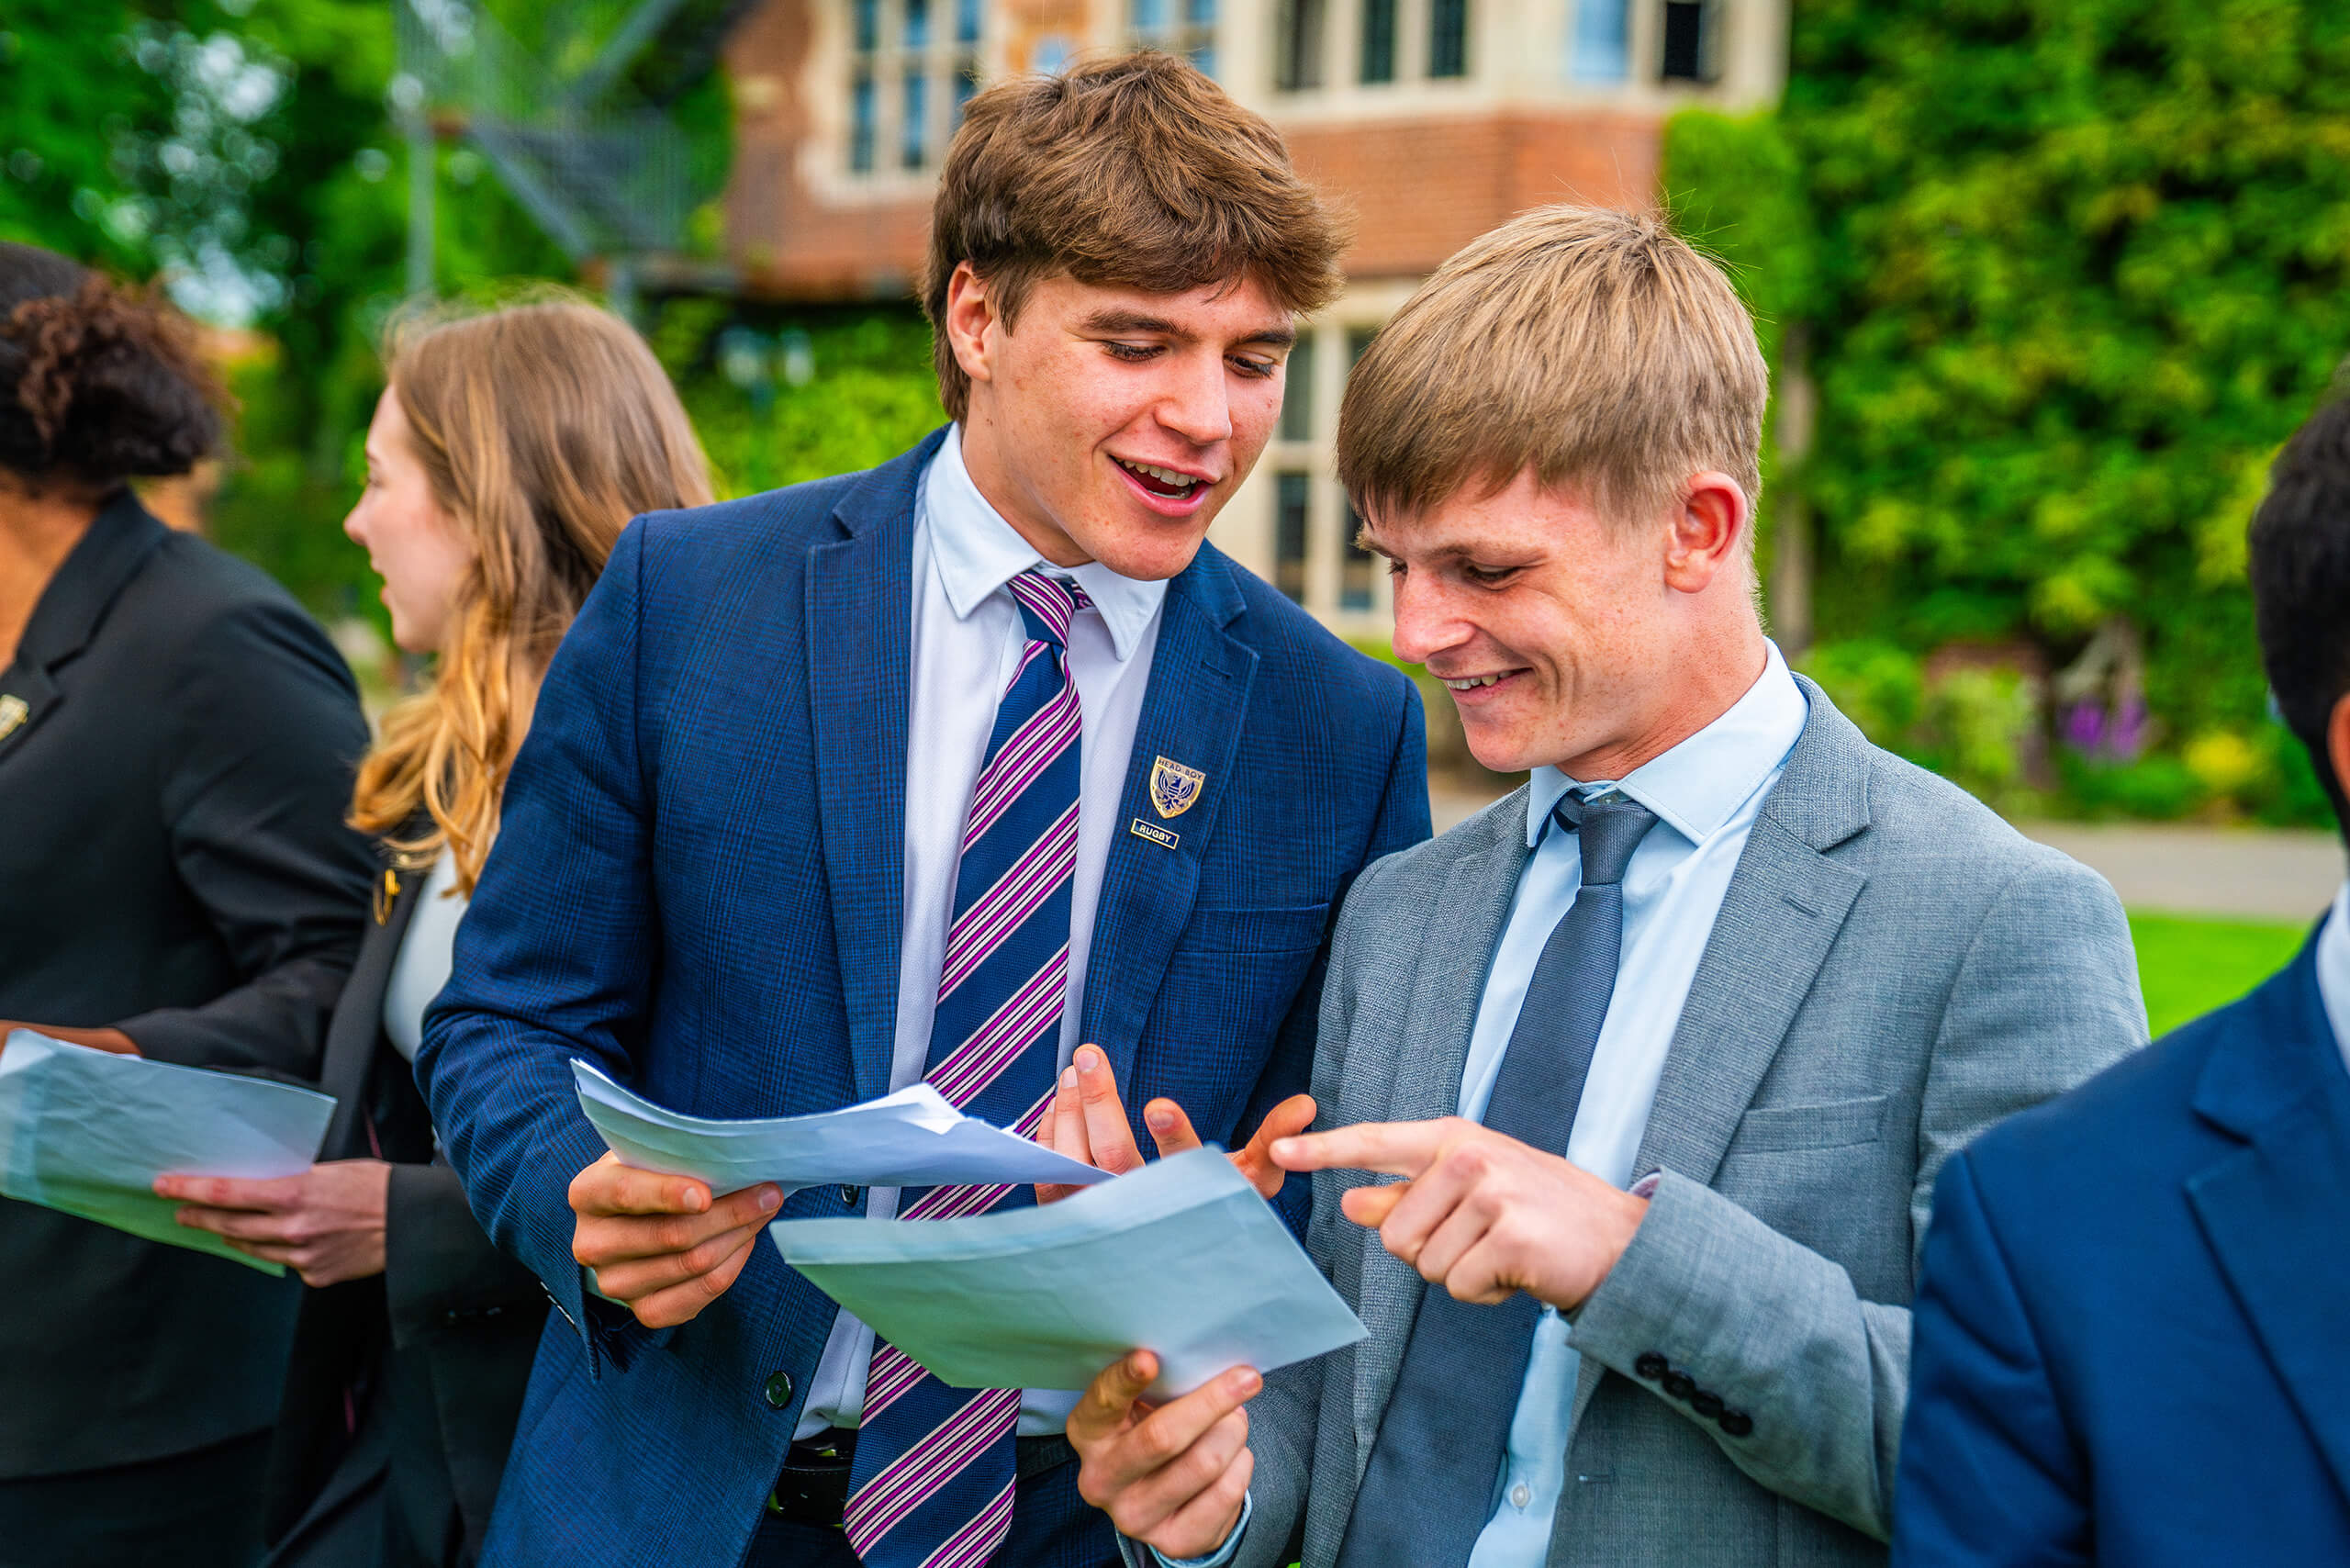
[2127, 912, 2311, 1037]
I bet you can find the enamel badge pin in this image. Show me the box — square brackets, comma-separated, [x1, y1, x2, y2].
[0, 694, 26, 741]
[1149, 756, 1206, 819]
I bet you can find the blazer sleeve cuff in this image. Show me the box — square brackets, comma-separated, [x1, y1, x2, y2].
[1565, 1170, 1762, 1423]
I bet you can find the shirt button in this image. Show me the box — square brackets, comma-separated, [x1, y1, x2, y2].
[1509, 1483, 1532, 1509]
[840, 1184, 863, 1208]
[763, 1371, 795, 1409]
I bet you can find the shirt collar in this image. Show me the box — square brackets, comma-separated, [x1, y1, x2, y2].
[921, 424, 1166, 662]
[2318, 879, 2350, 1077]
[1525, 641, 1809, 850]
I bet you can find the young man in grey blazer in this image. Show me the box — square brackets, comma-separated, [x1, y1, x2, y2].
[1057, 206, 2150, 1568]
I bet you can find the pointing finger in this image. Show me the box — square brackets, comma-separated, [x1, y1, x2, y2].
[1271, 1119, 1449, 1178]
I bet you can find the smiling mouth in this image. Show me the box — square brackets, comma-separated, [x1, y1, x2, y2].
[1113, 456, 1207, 500]
[1440, 671, 1521, 690]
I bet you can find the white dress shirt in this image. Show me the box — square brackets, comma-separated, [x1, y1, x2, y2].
[381, 849, 465, 1062]
[1461, 642, 1807, 1568]
[2318, 880, 2350, 1079]
[797, 424, 1169, 1440]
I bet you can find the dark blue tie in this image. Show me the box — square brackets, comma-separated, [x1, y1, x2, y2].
[1335, 791, 1659, 1568]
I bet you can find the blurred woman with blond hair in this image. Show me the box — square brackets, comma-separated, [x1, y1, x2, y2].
[160, 297, 713, 1568]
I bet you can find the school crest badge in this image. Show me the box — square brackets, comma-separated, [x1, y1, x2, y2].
[1149, 756, 1206, 819]
[0, 694, 26, 742]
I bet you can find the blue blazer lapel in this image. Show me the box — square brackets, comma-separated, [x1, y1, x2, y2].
[2187, 942, 2350, 1508]
[805, 433, 943, 1103]
[1077, 545, 1257, 1089]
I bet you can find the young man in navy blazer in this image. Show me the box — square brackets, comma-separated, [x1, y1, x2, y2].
[416, 51, 1427, 1568]
[1892, 393, 2350, 1563]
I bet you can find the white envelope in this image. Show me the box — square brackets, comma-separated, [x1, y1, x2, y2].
[769, 1148, 1366, 1399]
[0, 1030, 335, 1274]
[570, 1059, 1113, 1194]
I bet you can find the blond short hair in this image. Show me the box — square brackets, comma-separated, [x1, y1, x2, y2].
[1337, 205, 1767, 526]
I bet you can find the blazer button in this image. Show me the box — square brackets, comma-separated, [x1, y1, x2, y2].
[1662, 1371, 1696, 1401]
[1718, 1409, 1753, 1438]
[1633, 1352, 1669, 1381]
[840, 1185, 864, 1209]
[764, 1371, 796, 1410]
[1690, 1391, 1724, 1419]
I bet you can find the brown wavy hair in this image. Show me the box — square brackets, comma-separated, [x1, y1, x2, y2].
[348, 298, 712, 891]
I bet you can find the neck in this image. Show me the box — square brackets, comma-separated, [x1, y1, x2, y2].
[953, 416, 1091, 569]
[0, 479, 106, 670]
[1554, 614, 1770, 782]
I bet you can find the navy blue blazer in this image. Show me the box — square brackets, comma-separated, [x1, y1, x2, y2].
[416, 431, 1430, 1568]
[1893, 934, 2350, 1564]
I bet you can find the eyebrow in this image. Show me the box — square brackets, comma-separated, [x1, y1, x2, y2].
[1079, 308, 1297, 350]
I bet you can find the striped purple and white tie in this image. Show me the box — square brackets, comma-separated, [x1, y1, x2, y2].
[843, 570, 1087, 1568]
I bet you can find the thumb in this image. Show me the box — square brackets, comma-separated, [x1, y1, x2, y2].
[1236, 1094, 1317, 1198]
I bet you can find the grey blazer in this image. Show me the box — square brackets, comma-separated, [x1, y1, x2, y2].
[1225, 679, 2147, 1568]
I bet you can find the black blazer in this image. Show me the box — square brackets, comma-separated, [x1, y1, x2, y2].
[0, 492, 375, 1477]
[263, 846, 548, 1568]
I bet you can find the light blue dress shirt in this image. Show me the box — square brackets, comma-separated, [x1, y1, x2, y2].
[2318, 879, 2349, 1078]
[1165, 644, 1807, 1568]
[1460, 643, 1805, 1567]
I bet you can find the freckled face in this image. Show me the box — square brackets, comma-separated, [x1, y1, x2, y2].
[1370, 471, 1673, 777]
[955, 271, 1295, 581]
[344, 388, 475, 655]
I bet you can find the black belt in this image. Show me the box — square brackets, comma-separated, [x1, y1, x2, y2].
[767, 1428, 1078, 1529]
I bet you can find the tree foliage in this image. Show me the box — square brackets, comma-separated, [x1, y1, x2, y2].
[1666, 0, 2350, 822]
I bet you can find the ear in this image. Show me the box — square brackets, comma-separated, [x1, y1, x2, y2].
[1661, 471, 1750, 595]
[2327, 692, 2350, 804]
[943, 261, 998, 391]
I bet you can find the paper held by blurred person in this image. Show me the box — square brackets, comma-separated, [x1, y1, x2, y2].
[157, 297, 718, 1568]
[0, 242, 376, 1568]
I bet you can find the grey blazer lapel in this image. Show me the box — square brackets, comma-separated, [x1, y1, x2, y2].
[1353, 792, 1529, 1453]
[1571, 679, 1873, 1427]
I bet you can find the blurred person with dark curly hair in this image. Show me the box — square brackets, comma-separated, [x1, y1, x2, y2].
[0, 241, 375, 1567]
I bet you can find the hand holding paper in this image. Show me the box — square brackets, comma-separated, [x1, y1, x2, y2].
[0, 1029, 334, 1274]
[1034, 1042, 1315, 1204]
[566, 1061, 1116, 1328]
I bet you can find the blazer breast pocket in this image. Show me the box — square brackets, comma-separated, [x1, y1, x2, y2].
[1177, 902, 1330, 955]
[1726, 1093, 1890, 1155]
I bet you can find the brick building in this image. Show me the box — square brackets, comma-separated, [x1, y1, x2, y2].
[722, 0, 1785, 633]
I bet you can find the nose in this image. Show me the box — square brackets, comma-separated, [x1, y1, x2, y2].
[1155, 349, 1235, 448]
[1389, 570, 1468, 666]
[342, 504, 366, 547]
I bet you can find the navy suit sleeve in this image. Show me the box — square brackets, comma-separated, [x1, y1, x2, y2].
[417, 519, 662, 1370]
[1244, 675, 1430, 1236]
[1893, 1149, 2090, 1568]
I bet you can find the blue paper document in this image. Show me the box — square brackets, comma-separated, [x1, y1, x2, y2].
[571, 1059, 1113, 1195]
[768, 1148, 1367, 1398]
[0, 1029, 335, 1274]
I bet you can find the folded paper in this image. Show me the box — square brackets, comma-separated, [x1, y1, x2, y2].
[0, 1030, 335, 1274]
[571, 1059, 1113, 1194]
[769, 1147, 1366, 1398]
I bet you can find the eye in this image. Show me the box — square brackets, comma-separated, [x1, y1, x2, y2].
[1230, 354, 1278, 379]
[1102, 341, 1159, 363]
[1461, 564, 1520, 588]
